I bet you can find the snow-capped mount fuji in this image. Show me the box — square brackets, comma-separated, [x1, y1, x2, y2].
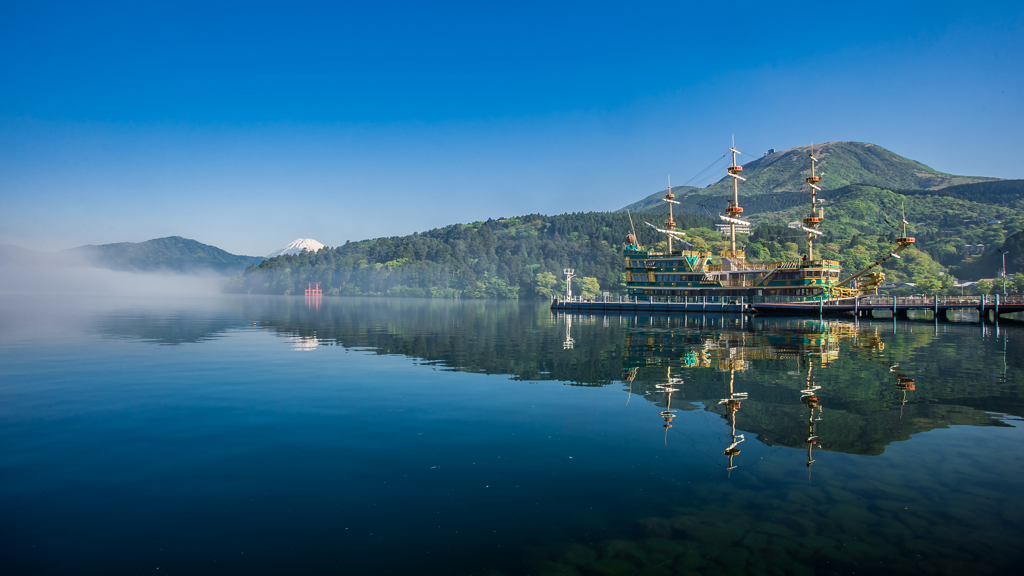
[268, 238, 326, 258]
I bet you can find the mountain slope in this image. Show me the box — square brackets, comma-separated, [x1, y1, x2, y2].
[620, 141, 998, 214]
[952, 229, 1024, 280]
[68, 236, 263, 275]
[736, 183, 1024, 282]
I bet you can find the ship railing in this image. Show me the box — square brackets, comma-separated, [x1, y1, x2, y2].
[705, 260, 802, 273]
[554, 295, 750, 305]
[751, 296, 827, 304]
[642, 296, 749, 305]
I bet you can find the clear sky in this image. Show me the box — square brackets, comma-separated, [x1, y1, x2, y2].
[1, 1, 1022, 256]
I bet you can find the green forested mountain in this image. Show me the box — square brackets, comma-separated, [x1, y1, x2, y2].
[620, 141, 997, 215]
[225, 212, 713, 298]
[70, 236, 262, 275]
[229, 164, 1021, 298]
[230, 181, 1024, 298]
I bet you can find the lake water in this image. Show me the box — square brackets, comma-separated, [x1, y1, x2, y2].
[2, 295, 1023, 575]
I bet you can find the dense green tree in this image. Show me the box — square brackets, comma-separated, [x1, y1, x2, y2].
[577, 277, 601, 297]
[533, 271, 558, 298]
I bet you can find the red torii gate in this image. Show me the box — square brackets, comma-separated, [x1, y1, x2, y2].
[305, 282, 322, 310]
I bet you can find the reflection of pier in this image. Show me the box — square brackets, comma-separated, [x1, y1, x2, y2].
[751, 294, 1024, 322]
[553, 294, 1024, 322]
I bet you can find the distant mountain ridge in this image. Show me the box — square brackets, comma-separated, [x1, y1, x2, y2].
[68, 236, 262, 275]
[620, 141, 998, 214]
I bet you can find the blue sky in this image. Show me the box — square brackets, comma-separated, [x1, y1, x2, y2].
[1, 1, 1022, 255]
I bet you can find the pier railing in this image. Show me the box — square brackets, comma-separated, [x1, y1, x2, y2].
[552, 294, 1024, 308]
[751, 294, 1024, 307]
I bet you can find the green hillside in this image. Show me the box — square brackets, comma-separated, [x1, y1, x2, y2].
[225, 212, 714, 298]
[69, 236, 263, 275]
[228, 160, 1021, 298]
[620, 141, 997, 215]
[739, 183, 1024, 287]
[227, 181, 1024, 299]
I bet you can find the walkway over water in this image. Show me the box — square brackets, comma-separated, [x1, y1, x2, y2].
[551, 294, 1024, 321]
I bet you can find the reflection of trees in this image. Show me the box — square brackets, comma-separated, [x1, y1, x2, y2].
[89, 301, 254, 344]
[95, 296, 1024, 456]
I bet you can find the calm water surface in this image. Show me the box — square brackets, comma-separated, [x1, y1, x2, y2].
[1, 296, 1022, 575]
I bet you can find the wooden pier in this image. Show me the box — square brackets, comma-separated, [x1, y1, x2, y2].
[551, 294, 1024, 321]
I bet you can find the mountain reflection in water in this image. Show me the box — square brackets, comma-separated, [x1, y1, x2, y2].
[2, 296, 1022, 575]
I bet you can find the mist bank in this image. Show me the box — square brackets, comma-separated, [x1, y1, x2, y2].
[1, 236, 263, 278]
[0, 261, 226, 297]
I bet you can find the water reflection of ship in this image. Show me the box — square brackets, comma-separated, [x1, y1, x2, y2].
[622, 317, 853, 370]
[719, 366, 747, 472]
[890, 363, 916, 419]
[846, 329, 918, 418]
[657, 367, 684, 444]
[800, 362, 823, 470]
[621, 317, 888, 470]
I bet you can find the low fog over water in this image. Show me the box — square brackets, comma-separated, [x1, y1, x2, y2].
[0, 262, 226, 298]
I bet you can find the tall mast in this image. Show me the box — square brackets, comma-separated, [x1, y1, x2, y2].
[804, 143, 823, 261]
[725, 136, 745, 253]
[662, 175, 680, 253]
